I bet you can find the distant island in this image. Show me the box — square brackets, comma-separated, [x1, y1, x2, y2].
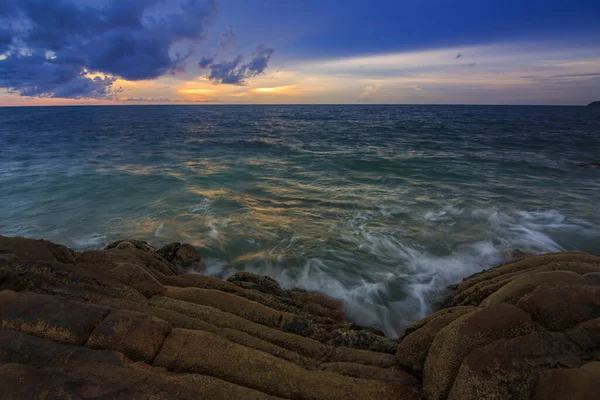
[587, 101, 600, 107]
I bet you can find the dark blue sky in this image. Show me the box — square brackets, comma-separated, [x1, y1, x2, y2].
[218, 0, 600, 59]
[1, 0, 599, 104]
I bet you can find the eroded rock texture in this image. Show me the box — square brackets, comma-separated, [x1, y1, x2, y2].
[0, 235, 416, 400]
[396, 251, 600, 400]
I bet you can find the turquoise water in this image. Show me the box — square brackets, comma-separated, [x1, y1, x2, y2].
[1, 105, 599, 337]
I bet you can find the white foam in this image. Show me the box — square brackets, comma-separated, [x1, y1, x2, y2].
[72, 233, 107, 249]
[204, 206, 599, 339]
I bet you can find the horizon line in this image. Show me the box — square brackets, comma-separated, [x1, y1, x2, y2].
[0, 103, 596, 108]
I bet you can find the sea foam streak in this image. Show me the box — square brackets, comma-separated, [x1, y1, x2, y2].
[206, 207, 598, 338]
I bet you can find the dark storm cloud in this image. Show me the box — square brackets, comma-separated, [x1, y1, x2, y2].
[0, 0, 218, 98]
[0, 51, 117, 98]
[200, 45, 274, 85]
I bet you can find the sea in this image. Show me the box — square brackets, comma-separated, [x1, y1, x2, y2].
[1, 104, 599, 338]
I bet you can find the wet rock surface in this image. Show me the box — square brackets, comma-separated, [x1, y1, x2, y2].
[2, 235, 599, 399]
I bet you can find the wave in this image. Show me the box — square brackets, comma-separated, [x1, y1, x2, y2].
[204, 207, 599, 339]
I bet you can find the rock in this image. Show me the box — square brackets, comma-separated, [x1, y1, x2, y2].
[455, 252, 600, 294]
[322, 362, 419, 386]
[586, 101, 600, 107]
[227, 271, 283, 296]
[106, 238, 157, 253]
[162, 286, 285, 328]
[517, 284, 600, 331]
[448, 332, 588, 400]
[565, 318, 600, 358]
[157, 242, 204, 273]
[396, 306, 476, 377]
[0, 290, 109, 345]
[502, 249, 531, 261]
[86, 309, 171, 363]
[0, 235, 424, 399]
[328, 328, 397, 354]
[533, 362, 600, 400]
[154, 328, 419, 400]
[0, 267, 23, 291]
[0, 362, 144, 400]
[480, 270, 585, 306]
[423, 304, 538, 400]
[0, 235, 73, 263]
[583, 272, 600, 285]
[106, 262, 165, 297]
[3, 235, 600, 399]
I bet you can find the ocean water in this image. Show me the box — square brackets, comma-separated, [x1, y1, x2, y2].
[1, 105, 600, 337]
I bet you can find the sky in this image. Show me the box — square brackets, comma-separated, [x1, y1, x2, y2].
[1, 0, 599, 106]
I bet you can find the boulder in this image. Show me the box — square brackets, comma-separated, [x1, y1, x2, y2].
[480, 270, 585, 306]
[157, 242, 204, 273]
[0, 290, 109, 345]
[0, 235, 73, 263]
[227, 271, 283, 296]
[86, 309, 171, 363]
[517, 284, 600, 331]
[105, 238, 157, 253]
[154, 328, 419, 400]
[583, 272, 600, 285]
[423, 304, 538, 400]
[448, 332, 588, 400]
[328, 328, 397, 354]
[533, 362, 600, 400]
[566, 318, 600, 359]
[106, 262, 165, 297]
[162, 286, 285, 328]
[396, 306, 476, 377]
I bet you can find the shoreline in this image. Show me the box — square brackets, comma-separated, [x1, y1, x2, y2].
[1, 235, 599, 399]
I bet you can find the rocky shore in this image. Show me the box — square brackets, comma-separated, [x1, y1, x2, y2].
[0, 235, 599, 399]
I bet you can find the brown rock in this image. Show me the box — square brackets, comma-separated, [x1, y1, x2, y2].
[423, 304, 539, 400]
[322, 362, 419, 386]
[163, 286, 285, 328]
[566, 318, 600, 359]
[584, 272, 600, 285]
[86, 309, 171, 363]
[456, 252, 600, 293]
[106, 262, 165, 297]
[12, 260, 146, 303]
[0, 290, 109, 345]
[449, 332, 589, 400]
[154, 328, 418, 400]
[157, 242, 204, 273]
[0, 330, 279, 400]
[0, 235, 70, 263]
[533, 362, 600, 400]
[329, 328, 397, 354]
[480, 270, 585, 306]
[0, 362, 144, 400]
[396, 306, 476, 377]
[227, 271, 283, 296]
[503, 249, 531, 261]
[106, 238, 157, 253]
[517, 284, 600, 331]
[0, 267, 23, 291]
[401, 306, 476, 337]
[164, 273, 294, 313]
